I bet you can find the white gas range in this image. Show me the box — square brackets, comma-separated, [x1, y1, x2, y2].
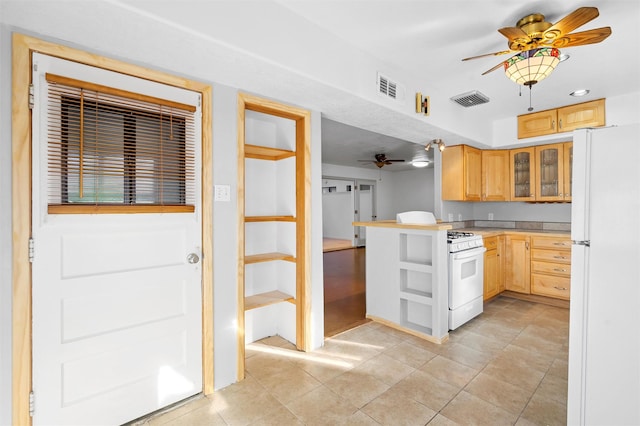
[447, 231, 486, 330]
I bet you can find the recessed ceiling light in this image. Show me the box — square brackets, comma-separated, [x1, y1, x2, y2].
[570, 89, 590, 97]
[559, 53, 570, 62]
[412, 160, 430, 168]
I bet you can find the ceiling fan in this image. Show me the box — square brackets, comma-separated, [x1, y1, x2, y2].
[463, 6, 612, 77]
[358, 153, 405, 168]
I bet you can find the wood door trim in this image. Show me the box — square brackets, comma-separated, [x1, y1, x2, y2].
[12, 33, 214, 426]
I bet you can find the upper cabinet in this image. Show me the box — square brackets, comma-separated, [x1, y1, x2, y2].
[563, 142, 573, 201]
[442, 145, 481, 201]
[518, 109, 558, 139]
[535, 142, 573, 202]
[517, 99, 605, 139]
[510, 147, 536, 201]
[481, 150, 511, 201]
[557, 99, 605, 133]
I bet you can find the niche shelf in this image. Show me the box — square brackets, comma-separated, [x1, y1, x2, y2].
[237, 93, 311, 381]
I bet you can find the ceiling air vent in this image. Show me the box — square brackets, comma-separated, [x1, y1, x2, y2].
[450, 90, 490, 107]
[377, 73, 398, 99]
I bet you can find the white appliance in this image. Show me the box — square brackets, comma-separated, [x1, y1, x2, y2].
[447, 231, 486, 330]
[568, 124, 640, 425]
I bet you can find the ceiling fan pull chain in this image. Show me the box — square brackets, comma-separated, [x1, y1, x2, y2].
[528, 85, 534, 111]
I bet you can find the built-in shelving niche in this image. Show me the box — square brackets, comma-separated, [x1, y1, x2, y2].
[237, 93, 311, 381]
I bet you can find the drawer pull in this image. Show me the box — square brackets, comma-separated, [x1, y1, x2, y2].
[553, 242, 568, 246]
[553, 286, 568, 291]
[553, 268, 567, 272]
[553, 256, 567, 259]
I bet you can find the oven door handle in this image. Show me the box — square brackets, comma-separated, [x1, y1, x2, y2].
[450, 246, 486, 260]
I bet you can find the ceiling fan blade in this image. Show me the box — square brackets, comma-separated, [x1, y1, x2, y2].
[498, 26, 530, 42]
[543, 7, 599, 41]
[385, 159, 405, 162]
[548, 27, 612, 48]
[482, 60, 507, 75]
[462, 49, 515, 61]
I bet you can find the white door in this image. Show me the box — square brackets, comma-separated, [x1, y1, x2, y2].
[355, 180, 376, 247]
[31, 54, 203, 425]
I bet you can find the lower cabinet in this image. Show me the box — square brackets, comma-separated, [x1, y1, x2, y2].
[479, 232, 571, 302]
[483, 236, 503, 300]
[530, 236, 571, 300]
[505, 234, 531, 294]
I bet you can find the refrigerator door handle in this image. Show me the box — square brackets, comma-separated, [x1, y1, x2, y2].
[571, 240, 591, 247]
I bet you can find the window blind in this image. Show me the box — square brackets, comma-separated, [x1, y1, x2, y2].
[45, 73, 197, 213]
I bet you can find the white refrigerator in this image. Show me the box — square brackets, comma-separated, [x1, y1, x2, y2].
[568, 124, 640, 425]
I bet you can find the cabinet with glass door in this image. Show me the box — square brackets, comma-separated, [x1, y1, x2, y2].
[535, 143, 566, 202]
[510, 147, 536, 201]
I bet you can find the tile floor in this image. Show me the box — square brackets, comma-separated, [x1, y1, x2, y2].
[140, 296, 569, 425]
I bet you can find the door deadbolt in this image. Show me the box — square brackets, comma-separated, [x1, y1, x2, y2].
[187, 253, 200, 264]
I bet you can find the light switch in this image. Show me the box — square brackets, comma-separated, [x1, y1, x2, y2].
[214, 185, 230, 202]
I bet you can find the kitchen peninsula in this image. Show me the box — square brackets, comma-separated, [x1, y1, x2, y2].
[353, 220, 451, 343]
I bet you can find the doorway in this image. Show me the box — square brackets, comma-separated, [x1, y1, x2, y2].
[321, 177, 376, 336]
[11, 34, 214, 426]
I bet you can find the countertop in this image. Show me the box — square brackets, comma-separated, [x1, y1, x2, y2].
[457, 227, 571, 238]
[353, 220, 452, 231]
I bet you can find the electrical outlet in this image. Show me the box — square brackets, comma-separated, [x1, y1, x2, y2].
[458, 213, 462, 221]
[448, 213, 454, 222]
[488, 213, 494, 220]
[214, 185, 230, 202]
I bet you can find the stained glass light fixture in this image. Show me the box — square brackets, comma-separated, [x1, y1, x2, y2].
[504, 48, 560, 86]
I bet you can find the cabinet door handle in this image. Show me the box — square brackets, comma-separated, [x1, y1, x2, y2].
[553, 268, 567, 272]
[553, 286, 568, 291]
[553, 255, 567, 260]
[525, 242, 529, 250]
[552, 120, 556, 130]
[559, 119, 563, 129]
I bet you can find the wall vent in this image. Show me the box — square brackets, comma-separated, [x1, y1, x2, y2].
[450, 90, 490, 107]
[377, 73, 398, 99]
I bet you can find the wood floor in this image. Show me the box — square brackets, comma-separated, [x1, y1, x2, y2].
[322, 237, 353, 252]
[323, 247, 369, 337]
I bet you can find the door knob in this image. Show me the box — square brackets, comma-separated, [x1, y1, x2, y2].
[187, 253, 200, 264]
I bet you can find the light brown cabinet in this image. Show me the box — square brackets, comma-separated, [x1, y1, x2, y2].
[481, 150, 511, 201]
[510, 147, 536, 201]
[517, 99, 605, 139]
[557, 99, 606, 132]
[505, 234, 530, 294]
[530, 236, 571, 300]
[442, 145, 481, 201]
[518, 109, 558, 139]
[563, 142, 573, 201]
[535, 142, 574, 202]
[447, 142, 572, 204]
[483, 236, 504, 300]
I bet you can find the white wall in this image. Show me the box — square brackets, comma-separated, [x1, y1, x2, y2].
[322, 192, 354, 239]
[0, 8, 326, 423]
[389, 168, 435, 214]
[321, 163, 437, 222]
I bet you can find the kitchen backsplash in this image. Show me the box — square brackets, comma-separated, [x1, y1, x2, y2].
[448, 220, 571, 232]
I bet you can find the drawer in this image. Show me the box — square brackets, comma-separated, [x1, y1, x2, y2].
[531, 249, 571, 263]
[531, 261, 571, 277]
[531, 273, 571, 300]
[484, 236, 498, 250]
[531, 236, 571, 250]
